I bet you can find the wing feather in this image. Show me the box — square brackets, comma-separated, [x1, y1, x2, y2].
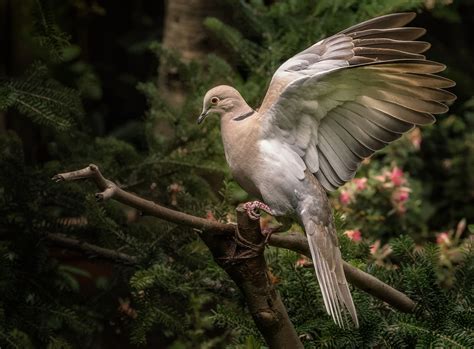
[353, 38, 431, 53]
[316, 170, 336, 191]
[304, 142, 320, 173]
[318, 133, 354, 181]
[348, 27, 426, 40]
[319, 127, 359, 169]
[339, 12, 416, 34]
[318, 150, 345, 187]
[358, 96, 436, 125]
[374, 72, 455, 88]
[368, 90, 449, 114]
[343, 102, 415, 134]
[352, 46, 425, 60]
[336, 106, 400, 143]
[332, 111, 387, 150]
[376, 82, 456, 102]
[323, 118, 373, 158]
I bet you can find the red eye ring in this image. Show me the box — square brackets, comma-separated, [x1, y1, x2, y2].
[211, 97, 219, 104]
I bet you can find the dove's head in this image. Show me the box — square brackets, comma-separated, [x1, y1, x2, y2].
[197, 85, 252, 124]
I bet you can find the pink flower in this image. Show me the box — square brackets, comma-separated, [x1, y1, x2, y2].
[389, 166, 405, 186]
[392, 187, 410, 203]
[370, 240, 380, 255]
[295, 256, 310, 267]
[344, 229, 362, 242]
[168, 183, 183, 206]
[339, 190, 352, 205]
[436, 232, 450, 245]
[205, 210, 217, 221]
[396, 203, 407, 215]
[391, 187, 410, 215]
[353, 177, 367, 191]
[408, 128, 422, 150]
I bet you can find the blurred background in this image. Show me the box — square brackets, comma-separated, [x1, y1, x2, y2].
[0, 0, 473, 348]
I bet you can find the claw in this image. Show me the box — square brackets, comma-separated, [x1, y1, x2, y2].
[262, 228, 273, 244]
[261, 226, 283, 244]
[242, 201, 275, 221]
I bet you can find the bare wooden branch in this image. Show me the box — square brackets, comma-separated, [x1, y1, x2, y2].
[44, 232, 138, 265]
[53, 164, 234, 235]
[52, 164, 416, 315]
[204, 207, 303, 348]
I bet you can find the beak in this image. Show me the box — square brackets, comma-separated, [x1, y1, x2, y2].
[197, 108, 210, 125]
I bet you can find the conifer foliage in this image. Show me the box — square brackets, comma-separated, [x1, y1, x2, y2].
[0, 63, 83, 131]
[0, 0, 473, 348]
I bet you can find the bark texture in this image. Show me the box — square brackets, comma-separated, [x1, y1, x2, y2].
[201, 207, 303, 348]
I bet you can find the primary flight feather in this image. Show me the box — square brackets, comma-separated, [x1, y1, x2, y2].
[197, 12, 455, 328]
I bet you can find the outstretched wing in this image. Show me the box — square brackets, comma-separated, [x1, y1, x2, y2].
[259, 12, 455, 191]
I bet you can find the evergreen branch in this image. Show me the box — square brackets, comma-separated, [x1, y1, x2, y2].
[33, 0, 71, 62]
[51, 164, 416, 313]
[0, 63, 83, 130]
[0, 331, 21, 349]
[397, 322, 470, 348]
[14, 99, 72, 130]
[10, 87, 72, 110]
[204, 18, 262, 69]
[44, 233, 138, 265]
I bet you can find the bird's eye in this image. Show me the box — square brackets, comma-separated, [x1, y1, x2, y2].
[210, 97, 219, 104]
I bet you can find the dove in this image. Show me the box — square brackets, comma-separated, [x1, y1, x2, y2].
[197, 12, 455, 328]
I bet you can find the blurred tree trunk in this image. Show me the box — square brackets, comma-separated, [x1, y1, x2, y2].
[155, 0, 227, 143]
[158, 0, 224, 105]
[0, 0, 39, 157]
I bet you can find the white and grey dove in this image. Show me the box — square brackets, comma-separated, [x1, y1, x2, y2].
[197, 13, 455, 328]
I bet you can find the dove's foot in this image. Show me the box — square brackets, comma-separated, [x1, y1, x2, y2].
[242, 201, 276, 220]
[261, 219, 292, 243]
[262, 227, 280, 244]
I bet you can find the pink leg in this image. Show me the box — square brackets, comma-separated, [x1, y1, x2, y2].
[262, 216, 292, 243]
[242, 201, 276, 220]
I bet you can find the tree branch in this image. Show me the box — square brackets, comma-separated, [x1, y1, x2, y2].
[53, 164, 234, 235]
[44, 232, 138, 265]
[269, 233, 416, 313]
[207, 207, 303, 348]
[52, 164, 416, 314]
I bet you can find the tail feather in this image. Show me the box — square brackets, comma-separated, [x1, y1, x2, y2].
[304, 218, 359, 328]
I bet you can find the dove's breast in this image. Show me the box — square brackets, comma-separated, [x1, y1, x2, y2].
[220, 115, 263, 199]
[220, 113, 308, 215]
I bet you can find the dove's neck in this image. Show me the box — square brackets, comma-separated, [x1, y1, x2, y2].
[220, 100, 257, 143]
[222, 97, 254, 120]
[220, 99, 257, 142]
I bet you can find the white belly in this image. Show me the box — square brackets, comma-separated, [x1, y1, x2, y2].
[251, 139, 307, 215]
